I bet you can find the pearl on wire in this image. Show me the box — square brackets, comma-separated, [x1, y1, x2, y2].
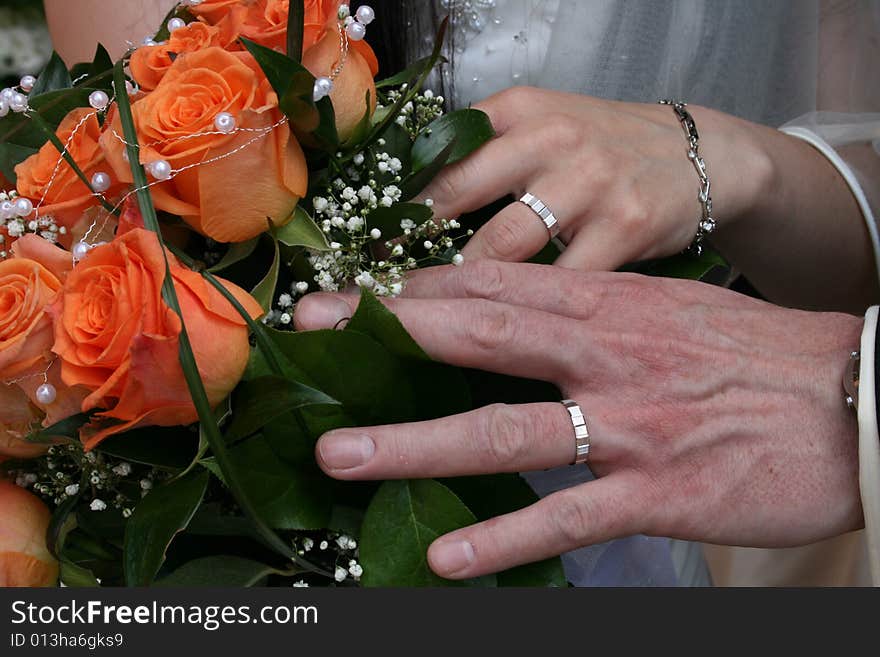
[91, 172, 112, 193]
[214, 111, 236, 134]
[19, 75, 36, 92]
[0, 100, 8, 118]
[35, 383, 57, 405]
[356, 5, 376, 25]
[147, 160, 173, 180]
[72, 241, 92, 261]
[167, 17, 187, 32]
[126, 80, 139, 96]
[88, 90, 110, 111]
[346, 21, 367, 41]
[313, 76, 334, 102]
[0, 200, 14, 219]
[9, 92, 28, 113]
[13, 197, 33, 217]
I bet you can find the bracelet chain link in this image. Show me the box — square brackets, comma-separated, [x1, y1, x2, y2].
[659, 99, 716, 255]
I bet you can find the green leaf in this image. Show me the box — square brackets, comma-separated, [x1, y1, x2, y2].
[97, 425, 199, 471]
[60, 560, 101, 587]
[69, 44, 114, 92]
[287, 0, 305, 61]
[364, 202, 433, 242]
[155, 556, 287, 587]
[224, 375, 338, 443]
[376, 54, 449, 89]
[0, 142, 37, 186]
[635, 248, 727, 280]
[30, 52, 73, 96]
[269, 328, 470, 424]
[47, 494, 81, 559]
[0, 88, 96, 149]
[346, 288, 429, 360]
[123, 470, 209, 586]
[343, 91, 375, 148]
[250, 235, 280, 312]
[208, 237, 260, 273]
[273, 206, 331, 250]
[442, 474, 566, 587]
[27, 412, 91, 444]
[359, 480, 495, 587]
[241, 37, 339, 150]
[400, 139, 457, 201]
[226, 435, 332, 530]
[411, 109, 495, 172]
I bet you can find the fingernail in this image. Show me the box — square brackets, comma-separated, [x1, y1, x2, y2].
[318, 432, 375, 470]
[429, 539, 475, 576]
[297, 295, 351, 330]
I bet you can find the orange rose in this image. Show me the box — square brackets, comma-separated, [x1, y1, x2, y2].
[301, 15, 378, 142]
[0, 235, 70, 382]
[130, 21, 237, 91]
[50, 222, 263, 450]
[0, 479, 59, 587]
[191, 0, 379, 141]
[188, 0, 246, 24]
[100, 47, 307, 243]
[0, 385, 44, 460]
[15, 109, 126, 236]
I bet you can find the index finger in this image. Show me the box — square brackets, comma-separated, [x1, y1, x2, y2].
[294, 293, 580, 384]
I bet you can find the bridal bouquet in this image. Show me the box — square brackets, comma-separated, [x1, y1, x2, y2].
[1, 0, 726, 589]
[0, 0, 577, 588]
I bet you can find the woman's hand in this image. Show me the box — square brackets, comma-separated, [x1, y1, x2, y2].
[295, 261, 863, 579]
[420, 87, 877, 312]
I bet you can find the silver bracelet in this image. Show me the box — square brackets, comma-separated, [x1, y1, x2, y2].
[659, 99, 716, 255]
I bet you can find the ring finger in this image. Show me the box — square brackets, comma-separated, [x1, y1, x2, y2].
[316, 402, 582, 479]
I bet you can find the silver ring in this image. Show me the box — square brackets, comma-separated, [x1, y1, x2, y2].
[519, 192, 560, 239]
[562, 399, 590, 465]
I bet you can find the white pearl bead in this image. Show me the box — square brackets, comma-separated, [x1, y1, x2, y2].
[313, 76, 334, 102]
[91, 172, 112, 193]
[35, 383, 57, 405]
[143, 36, 158, 46]
[19, 75, 36, 92]
[148, 160, 173, 180]
[167, 17, 187, 32]
[72, 241, 92, 261]
[13, 197, 33, 217]
[88, 90, 110, 111]
[125, 80, 139, 96]
[214, 111, 236, 134]
[0, 100, 8, 118]
[356, 5, 375, 25]
[0, 200, 13, 219]
[10, 92, 28, 112]
[346, 21, 367, 41]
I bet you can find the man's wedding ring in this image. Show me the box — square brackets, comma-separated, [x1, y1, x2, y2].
[562, 399, 591, 465]
[520, 193, 560, 239]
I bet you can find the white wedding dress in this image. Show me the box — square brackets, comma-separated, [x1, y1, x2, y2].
[407, 0, 880, 586]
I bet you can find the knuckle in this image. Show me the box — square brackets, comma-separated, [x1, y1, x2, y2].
[459, 259, 506, 301]
[479, 404, 531, 468]
[539, 114, 584, 152]
[546, 490, 594, 548]
[615, 191, 650, 234]
[465, 301, 517, 352]
[482, 214, 531, 260]
[497, 85, 533, 108]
